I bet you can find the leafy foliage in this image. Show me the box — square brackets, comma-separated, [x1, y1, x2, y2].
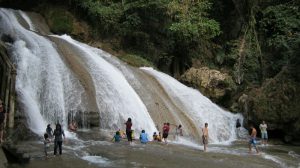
[119, 54, 155, 67]
[44, 7, 74, 34]
[259, 4, 300, 77]
[66, 0, 220, 74]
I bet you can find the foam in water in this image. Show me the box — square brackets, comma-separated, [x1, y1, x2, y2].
[82, 155, 111, 166]
[141, 67, 243, 143]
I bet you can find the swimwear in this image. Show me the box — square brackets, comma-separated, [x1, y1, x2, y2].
[202, 135, 208, 144]
[261, 132, 268, 140]
[249, 138, 257, 146]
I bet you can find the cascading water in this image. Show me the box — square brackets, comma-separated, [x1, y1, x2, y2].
[0, 8, 157, 136]
[0, 9, 87, 133]
[0, 8, 243, 143]
[141, 67, 243, 143]
[51, 35, 158, 135]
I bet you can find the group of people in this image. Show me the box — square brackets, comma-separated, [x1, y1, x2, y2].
[236, 119, 269, 154]
[41, 116, 267, 158]
[111, 118, 210, 152]
[44, 123, 66, 158]
[248, 121, 268, 154]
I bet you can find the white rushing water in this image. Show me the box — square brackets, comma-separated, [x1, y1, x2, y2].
[0, 9, 87, 133]
[0, 8, 243, 144]
[52, 35, 158, 136]
[0, 8, 157, 137]
[141, 67, 243, 143]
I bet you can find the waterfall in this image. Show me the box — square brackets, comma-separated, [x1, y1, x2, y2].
[0, 9, 87, 133]
[0, 8, 157, 136]
[0, 8, 244, 143]
[141, 68, 242, 143]
[51, 35, 157, 135]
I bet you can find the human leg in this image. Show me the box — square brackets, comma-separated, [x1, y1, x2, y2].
[203, 136, 208, 152]
[58, 141, 63, 154]
[248, 139, 252, 153]
[54, 141, 58, 155]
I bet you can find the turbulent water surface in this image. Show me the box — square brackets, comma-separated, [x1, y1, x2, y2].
[0, 8, 299, 168]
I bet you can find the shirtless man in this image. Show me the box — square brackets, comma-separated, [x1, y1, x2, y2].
[202, 123, 209, 152]
[249, 125, 259, 154]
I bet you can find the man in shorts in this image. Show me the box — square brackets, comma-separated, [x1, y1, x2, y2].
[259, 121, 268, 145]
[202, 123, 209, 152]
[249, 125, 259, 154]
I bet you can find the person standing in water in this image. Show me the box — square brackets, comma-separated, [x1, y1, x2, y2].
[236, 119, 241, 130]
[44, 133, 51, 158]
[53, 123, 65, 155]
[46, 124, 53, 138]
[125, 118, 133, 144]
[259, 121, 268, 146]
[162, 123, 170, 144]
[236, 119, 241, 138]
[177, 124, 183, 136]
[202, 123, 209, 152]
[249, 124, 259, 154]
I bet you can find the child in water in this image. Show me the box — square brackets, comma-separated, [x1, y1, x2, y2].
[112, 131, 122, 142]
[44, 133, 51, 158]
[140, 130, 148, 144]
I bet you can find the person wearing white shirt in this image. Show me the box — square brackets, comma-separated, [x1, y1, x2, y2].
[259, 121, 268, 145]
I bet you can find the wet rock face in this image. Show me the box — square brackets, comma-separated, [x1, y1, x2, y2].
[70, 111, 100, 128]
[180, 67, 236, 105]
[243, 68, 300, 142]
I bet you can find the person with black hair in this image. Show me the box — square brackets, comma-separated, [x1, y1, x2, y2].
[125, 118, 133, 144]
[46, 124, 53, 138]
[112, 131, 122, 142]
[53, 123, 65, 155]
[202, 123, 209, 152]
[249, 125, 259, 154]
[44, 133, 51, 158]
[162, 123, 170, 144]
[236, 119, 241, 129]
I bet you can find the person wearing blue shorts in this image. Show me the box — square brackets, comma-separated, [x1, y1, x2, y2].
[249, 125, 259, 154]
[259, 121, 268, 145]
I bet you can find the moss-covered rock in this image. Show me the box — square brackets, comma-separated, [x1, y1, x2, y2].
[244, 67, 300, 142]
[180, 67, 236, 105]
[41, 6, 90, 41]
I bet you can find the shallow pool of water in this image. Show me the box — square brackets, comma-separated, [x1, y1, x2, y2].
[7, 129, 300, 168]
